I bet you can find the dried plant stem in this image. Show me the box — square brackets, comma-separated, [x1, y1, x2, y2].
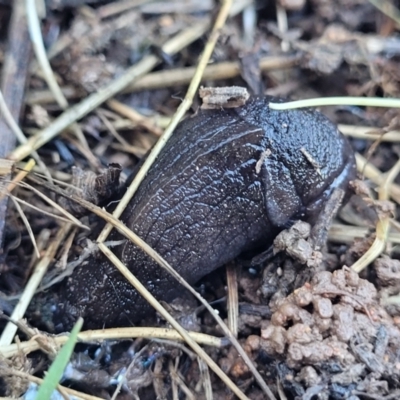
[328, 223, 400, 244]
[26, 0, 100, 167]
[339, 124, 400, 142]
[9, 194, 40, 258]
[0, 89, 50, 179]
[6, 193, 76, 226]
[356, 153, 400, 204]
[0, 223, 72, 346]
[276, 4, 289, 51]
[97, 0, 150, 18]
[0, 158, 35, 199]
[107, 99, 163, 136]
[25, 0, 67, 108]
[17, 181, 89, 230]
[351, 157, 400, 273]
[0, 327, 224, 359]
[226, 264, 239, 337]
[0, 159, 14, 175]
[103, 115, 170, 132]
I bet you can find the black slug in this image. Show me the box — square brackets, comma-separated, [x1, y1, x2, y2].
[31, 96, 356, 331]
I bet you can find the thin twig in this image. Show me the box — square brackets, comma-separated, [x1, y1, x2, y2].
[25, 0, 67, 108]
[226, 263, 239, 338]
[368, 0, 400, 27]
[328, 223, 400, 244]
[97, 0, 151, 19]
[276, 4, 289, 52]
[0, 90, 49, 179]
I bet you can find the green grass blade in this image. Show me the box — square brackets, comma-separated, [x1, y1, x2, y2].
[268, 97, 400, 110]
[35, 317, 83, 400]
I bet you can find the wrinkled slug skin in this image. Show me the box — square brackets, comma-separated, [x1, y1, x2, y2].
[32, 96, 356, 331]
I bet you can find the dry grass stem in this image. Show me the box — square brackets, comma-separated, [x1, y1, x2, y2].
[276, 4, 289, 52]
[356, 153, 400, 204]
[108, 115, 171, 131]
[27, 228, 51, 272]
[351, 157, 400, 273]
[17, 181, 89, 230]
[328, 223, 400, 244]
[65, 134, 102, 169]
[55, 228, 76, 271]
[198, 358, 213, 400]
[107, 99, 163, 136]
[25, 54, 298, 105]
[8, 194, 40, 258]
[0, 327, 224, 359]
[168, 361, 197, 400]
[226, 264, 239, 338]
[111, 142, 148, 158]
[124, 54, 299, 92]
[368, 0, 400, 26]
[0, 89, 29, 144]
[10, 13, 214, 161]
[0, 158, 35, 200]
[97, 0, 151, 19]
[340, 124, 400, 142]
[0, 223, 72, 347]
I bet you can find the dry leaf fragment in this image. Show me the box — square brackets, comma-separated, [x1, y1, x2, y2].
[59, 164, 122, 216]
[199, 86, 249, 109]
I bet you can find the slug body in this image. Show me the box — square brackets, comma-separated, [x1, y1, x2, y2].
[36, 96, 356, 331]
